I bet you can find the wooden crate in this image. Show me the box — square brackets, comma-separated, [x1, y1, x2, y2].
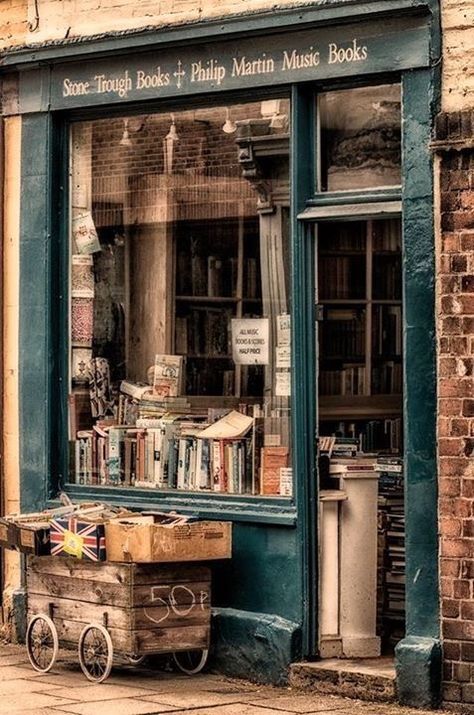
[27, 556, 211, 655]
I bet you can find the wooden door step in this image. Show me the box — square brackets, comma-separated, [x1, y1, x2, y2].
[289, 656, 396, 703]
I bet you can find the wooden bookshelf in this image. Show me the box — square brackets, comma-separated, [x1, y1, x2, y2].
[317, 217, 403, 451]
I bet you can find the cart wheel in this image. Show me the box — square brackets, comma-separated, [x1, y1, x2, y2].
[126, 654, 146, 666]
[173, 648, 209, 675]
[26, 614, 59, 673]
[78, 624, 113, 683]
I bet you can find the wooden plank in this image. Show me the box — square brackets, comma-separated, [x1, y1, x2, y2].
[28, 556, 133, 585]
[132, 563, 211, 585]
[28, 594, 210, 631]
[134, 624, 210, 654]
[27, 571, 131, 606]
[132, 581, 210, 608]
[51, 617, 209, 655]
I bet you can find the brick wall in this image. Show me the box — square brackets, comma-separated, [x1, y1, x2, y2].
[435, 109, 474, 711]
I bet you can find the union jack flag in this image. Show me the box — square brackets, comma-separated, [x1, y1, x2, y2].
[49, 517, 106, 561]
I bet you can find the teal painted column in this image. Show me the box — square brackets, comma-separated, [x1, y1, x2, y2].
[19, 112, 55, 512]
[395, 68, 441, 708]
[291, 85, 317, 657]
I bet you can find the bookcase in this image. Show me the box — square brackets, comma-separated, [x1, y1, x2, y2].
[318, 217, 402, 453]
[174, 215, 264, 399]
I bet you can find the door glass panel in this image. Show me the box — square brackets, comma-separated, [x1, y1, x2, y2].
[318, 84, 402, 192]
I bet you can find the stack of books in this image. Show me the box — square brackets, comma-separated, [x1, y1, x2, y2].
[377, 456, 405, 647]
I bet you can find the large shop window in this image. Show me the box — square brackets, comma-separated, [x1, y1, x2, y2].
[68, 98, 292, 497]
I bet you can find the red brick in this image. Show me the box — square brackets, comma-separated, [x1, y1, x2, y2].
[463, 519, 474, 537]
[439, 438, 464, 456]
[458, 295, 474, 314]
[452, 418, 470, 436]
[441, 576, 455, 598]
[453, 211, 474, 231]
[464, 438, 474, 457]
[440, 516, 462, 537]
[462, 480, 474, 498]
[462, 560, 474, 578]
[462, 317, 474, 333]
[439, 458, 470, 477]
[444, 683, 462, 703]
[462, 275, 474, 292]
[442, 317, 462, 334]
[453, 662, 471, 682]
[444, 640, 461, 660]
[451, 254, 469, 272]
[443, 598, 460, 618]
[451, 337, 469, 355]
[439, 357, 458, 376]
[441, 558, 461, 577]
[440, 379, 474, 397]
[453, 579, 471, 599]
[462, 642, 474, 662]
[444, 617, 474, 639]
[463, 400, 474, 417]
[461, 233, 474, 251]
[461, 601, 474, 620]
[440, 477, 461, 496]
[440, 497, 472, 518]
[442, 539, 474, 558]
[442, 233, 460, 252]
[441, 275, 461, 294]
[439, 398, 462, 416]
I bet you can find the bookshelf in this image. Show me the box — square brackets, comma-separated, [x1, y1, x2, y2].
[318, 218, 402, 452]
[174, 215, 263, 398]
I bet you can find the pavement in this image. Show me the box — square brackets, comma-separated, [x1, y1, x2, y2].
[0, 642, 450, 715]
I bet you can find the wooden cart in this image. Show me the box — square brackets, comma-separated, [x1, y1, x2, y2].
[26, 556, 211, 682]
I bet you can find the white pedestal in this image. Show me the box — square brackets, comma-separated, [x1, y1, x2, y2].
[319, 490, 347, 658]
[337, 472, 381, 658]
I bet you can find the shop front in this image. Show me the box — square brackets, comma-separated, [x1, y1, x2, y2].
[2, 0, 440, 705]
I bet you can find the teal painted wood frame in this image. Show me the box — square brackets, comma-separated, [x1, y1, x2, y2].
[291, 85, 317, 657]
[401, 67, 439, 640]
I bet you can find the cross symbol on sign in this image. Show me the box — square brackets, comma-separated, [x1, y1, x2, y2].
[174, 60, 186, 88]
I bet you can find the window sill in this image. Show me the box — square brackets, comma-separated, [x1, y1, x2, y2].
[59, 484, 297, 525]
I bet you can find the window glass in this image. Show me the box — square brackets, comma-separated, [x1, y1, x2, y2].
[318, 84, 401, 192]
[69, 99, 292, 497]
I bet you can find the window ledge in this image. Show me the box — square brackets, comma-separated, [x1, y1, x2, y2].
[58, 485, 297, 525]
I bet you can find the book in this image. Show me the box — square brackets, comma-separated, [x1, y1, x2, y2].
[260, 446, 289, 495]
[153, 354, 183, 398]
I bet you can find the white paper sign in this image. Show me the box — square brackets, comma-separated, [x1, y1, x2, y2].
[280, 467, 293, 496]
[275, 371, 291, 397]
[276, 346, 291, 369]
[232, 318, 269, 365]
[277, 314, 290, 347]
[72, 211, 101, 254]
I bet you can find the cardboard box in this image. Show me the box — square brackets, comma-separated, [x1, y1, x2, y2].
[0, 518, 17, 550]
[16, 522, 51, 555]
[50, 516, 106, 561]
[105, 515, 232, 563]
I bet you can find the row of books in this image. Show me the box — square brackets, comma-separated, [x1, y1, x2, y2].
[372, 361, 402, 395]
[175, 308, 232, 357]
[320, 309, 366, 358]
[319, 256, 365, 300]
[373, 305, 402, 357]
[361, 419, 402, 453]
[72, 404, 293, 497]
[373, 255, 402, 300]
[319, 365, 366, 396]
[377, 456, 405, 646]
[176, 251, 259, 299]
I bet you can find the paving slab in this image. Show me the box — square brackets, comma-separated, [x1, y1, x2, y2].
[151, 706, 299, 715]
[0, 691, 76, 713]
[0, 676, 64, 695]
[51, 698, 177, 715]
[139, 690, 265, 708]
[246, 693, 356, 712]
[50, 683, 163, 702]
[0, 665, 47, 680]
